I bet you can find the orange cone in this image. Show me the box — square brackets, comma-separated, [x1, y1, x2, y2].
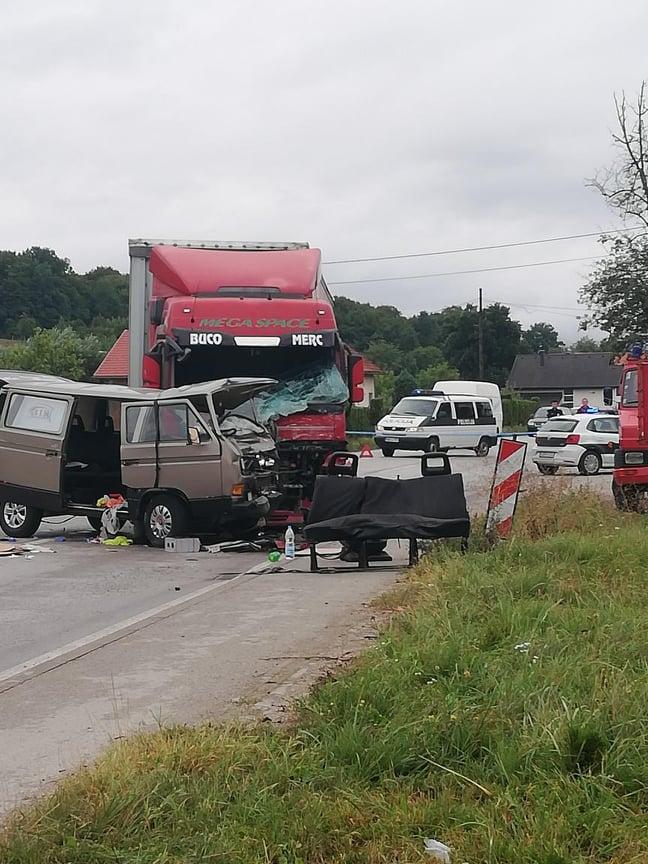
[359, 444, 373, 457]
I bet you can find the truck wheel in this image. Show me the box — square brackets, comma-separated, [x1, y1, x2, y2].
[578, 450, 601, 476]
[612, 480, 641, 512]
[475, 437, 490, 457]
[0, 502, 43, 537]
[381, 446, 395, 457]
[143, 494, 188, 548]
[537, 464, 559, 476]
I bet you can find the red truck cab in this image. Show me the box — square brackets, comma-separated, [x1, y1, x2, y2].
[613, 348, 648, 510]
[127, 240, 364, 525]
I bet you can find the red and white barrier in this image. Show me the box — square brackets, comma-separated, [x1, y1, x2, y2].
[486, 438, 527, 539]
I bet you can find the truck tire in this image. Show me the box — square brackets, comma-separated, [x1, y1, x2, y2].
[612, 480, 642, 512]
[578, 450, 601, 476]
[475, 437, 490, 457]
[381, 446, 395, 457]
[143, 494, 188, 548]
[0, 502, 43, 537]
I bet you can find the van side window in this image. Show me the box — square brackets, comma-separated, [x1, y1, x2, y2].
[5, 394, 68, 434]
[455, 402, 476, 421]
[126, 404, 209, 444]
[436, 402, 451, 421]
[476, 401, 493, 419]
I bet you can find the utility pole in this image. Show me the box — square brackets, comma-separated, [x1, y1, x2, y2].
[478, 286, 484, 380]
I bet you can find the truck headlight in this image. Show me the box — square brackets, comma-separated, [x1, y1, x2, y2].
[625, 452, 644, 465]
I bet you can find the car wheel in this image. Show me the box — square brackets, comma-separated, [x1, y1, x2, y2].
[0, 502, 43, 537]
[578, 450, 601, 476]
[475, 437, 490, 457]
[537, 464, 559, 476]
[381, 446, 395, 457]
[143, 494, 188, 548]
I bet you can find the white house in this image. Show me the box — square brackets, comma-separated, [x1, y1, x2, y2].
[507, 352, 622, 408]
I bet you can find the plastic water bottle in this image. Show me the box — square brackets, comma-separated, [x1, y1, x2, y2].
[284, 525, 295, 560]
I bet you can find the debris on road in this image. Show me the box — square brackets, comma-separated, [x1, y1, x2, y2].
[424, 838, 452, 862]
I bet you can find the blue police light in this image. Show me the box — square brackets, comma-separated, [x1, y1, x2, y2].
[412, 389, 422, 395]
[630, 343, 643, 359]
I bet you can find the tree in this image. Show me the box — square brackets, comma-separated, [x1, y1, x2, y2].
[366, 339, 403, 372]
[0, 327, 104, 380]
[589, 82, 648, 227]
[417, 361, 460, 389]
[571, 336, 601, 352]
[519, 322, 563, 353]
[441, 303, 522, 385]
[393, 369, 417, 402]
[580, 234, 648, 341]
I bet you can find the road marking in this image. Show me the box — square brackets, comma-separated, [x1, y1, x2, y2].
[0, 568, 263, 693]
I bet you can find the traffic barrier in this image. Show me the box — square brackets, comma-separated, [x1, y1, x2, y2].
[485, 438, 527, 539]
[359, 444, 373, 458]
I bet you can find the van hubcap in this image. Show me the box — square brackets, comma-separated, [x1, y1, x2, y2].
[150, 505, 173, 539]
[3, 502, 27, 529]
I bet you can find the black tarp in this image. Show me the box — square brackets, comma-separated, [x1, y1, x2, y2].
[304, 474, 470, 543]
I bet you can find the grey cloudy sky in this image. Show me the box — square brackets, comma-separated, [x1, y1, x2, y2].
[2, 0, 647, 340]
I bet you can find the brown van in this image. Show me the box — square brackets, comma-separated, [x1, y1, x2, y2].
[0, 375, 277, 546]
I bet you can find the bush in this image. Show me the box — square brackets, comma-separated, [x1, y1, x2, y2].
[503, 394, 538, 428]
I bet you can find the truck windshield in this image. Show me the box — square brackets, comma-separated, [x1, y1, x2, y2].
[236, 360, 349, 423]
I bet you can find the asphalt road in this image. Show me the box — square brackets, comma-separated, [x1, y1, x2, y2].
[0, 445, 615, 813]
[0, 446, 613, 674]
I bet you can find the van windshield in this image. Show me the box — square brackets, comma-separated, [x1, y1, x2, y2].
[392, 398, 437, 416]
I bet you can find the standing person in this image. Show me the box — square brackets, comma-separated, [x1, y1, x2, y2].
[576, 398, 595, 414]
[547, 400, 562, 419]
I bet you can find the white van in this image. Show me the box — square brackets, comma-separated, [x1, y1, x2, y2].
[374, 391, 498, 457]
[434, 380, 502, 432]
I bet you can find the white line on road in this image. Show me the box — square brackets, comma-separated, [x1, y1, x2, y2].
[0, 568, 263, 693]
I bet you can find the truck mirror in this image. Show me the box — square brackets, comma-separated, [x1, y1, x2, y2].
[188, 427, 200, 445]
[348, 353, 365, 404]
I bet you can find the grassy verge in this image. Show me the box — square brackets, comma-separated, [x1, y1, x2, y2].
[3, 490, 648, 862]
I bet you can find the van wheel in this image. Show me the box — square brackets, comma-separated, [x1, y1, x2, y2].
[143, 494, 188, 548]
[0, 502, 43, 537]
[381, 446, 395, 457]
[578, 450, 601, 476]
[475, 438, 490, 457]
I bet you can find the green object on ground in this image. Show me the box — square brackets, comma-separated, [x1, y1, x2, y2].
[267, 550, 281, 562]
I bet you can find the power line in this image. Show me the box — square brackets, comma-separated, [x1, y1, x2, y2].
[328, 255, 599, 285]
[323, 225, 644, 265]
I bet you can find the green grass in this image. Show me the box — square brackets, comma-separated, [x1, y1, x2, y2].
[3, 490, 648, 862]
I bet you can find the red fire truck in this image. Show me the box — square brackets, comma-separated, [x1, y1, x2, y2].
[612, 341, 648, 510]
[126, 239, 364, 527]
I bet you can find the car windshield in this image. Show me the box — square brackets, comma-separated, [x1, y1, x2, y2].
[542, 418, 578, 433]
[391, 398, 438, 417]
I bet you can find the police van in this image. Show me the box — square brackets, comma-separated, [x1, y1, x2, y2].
[374, 390, 498, 457]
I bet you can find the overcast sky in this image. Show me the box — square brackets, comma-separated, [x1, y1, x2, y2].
[2, 0, 648, 340]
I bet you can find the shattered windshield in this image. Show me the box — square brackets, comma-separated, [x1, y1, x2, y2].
[234, 361, 349, 423]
